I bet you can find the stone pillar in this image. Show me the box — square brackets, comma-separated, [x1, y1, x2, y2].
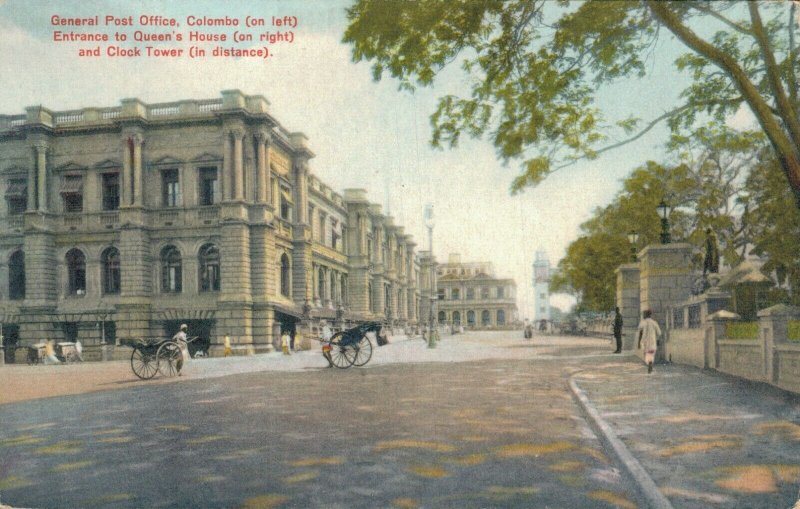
[217, 220, 254, 353]
[222, 130, 232, 200]
[638, 243, 694, 362]
[758, 304, 800, 383]
[706, 311, 739, 369]
[232, 129, 244, 201]
[26, 164, 36, 212]
[119, 226, 152, 296]
[132, 133, 143, 207]
[256, 131, 270, 203]
[34, 142, 48, 212]
[615, 263, 640, 351]
[121, 135, 132, 206]
[293, 159, 309, 224]
[23, 230, 57, 304]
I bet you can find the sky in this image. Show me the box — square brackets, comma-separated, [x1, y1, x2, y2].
[0, 0, 748, 318]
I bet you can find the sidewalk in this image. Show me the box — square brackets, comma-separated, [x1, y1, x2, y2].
[572, 356, 800, 509]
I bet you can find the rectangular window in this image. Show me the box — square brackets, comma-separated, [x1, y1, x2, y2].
[198, 167, 218, 206]
[331, 219, 340, 250]
[162, 169, 180, 207]
[102, 173, 120, 211]
[319, 211, 327, 244]
[481, 288, 490, 299]
[5, 178, 27, 215]
[61, 175, 83, 213]
[497, 287, 505, 298]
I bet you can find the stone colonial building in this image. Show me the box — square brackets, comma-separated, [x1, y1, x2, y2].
[435, 253, 518, 329]
[0, 90, 423, 362]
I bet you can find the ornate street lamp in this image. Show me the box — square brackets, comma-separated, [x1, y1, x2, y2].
[627, 230, 639, 262]
[657, 200, 671, 244]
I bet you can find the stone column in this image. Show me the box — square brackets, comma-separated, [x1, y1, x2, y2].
[232, 129, 244, 201]
[256, 131, 270, 203]
[34, 142, 48, 212]
[27, 164, 36, 211]
[122, 136, 133, 206]
[222, 130, 232, 200]
[132, 133, 143, 207]
[293, 159, 309, 224]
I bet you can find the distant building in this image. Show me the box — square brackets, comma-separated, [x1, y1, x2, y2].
[435, 253, 518, 329]
[533, 250, 551, 322]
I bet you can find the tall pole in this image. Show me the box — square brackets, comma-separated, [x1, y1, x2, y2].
[424, 204, 436, 348]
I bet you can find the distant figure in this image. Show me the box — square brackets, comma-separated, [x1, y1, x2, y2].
[320, 321, 334, 368]
[637, 309, 661, 374]
[172, 324, 189, 376]
[74, 340, 84, 362]
[613, 307, 623, 354]
[281, 331, 292, 355]
[223, 335, 232, 357]
[703, 228, 720, 276]
[43, 339, 61, 365]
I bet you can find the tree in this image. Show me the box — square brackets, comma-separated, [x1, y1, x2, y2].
[742, 150, 800, 303]
[550, 160, 697, 311]
[344, 1, 800, 207]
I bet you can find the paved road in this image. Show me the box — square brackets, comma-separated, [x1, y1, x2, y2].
[1, 332, 799, 508]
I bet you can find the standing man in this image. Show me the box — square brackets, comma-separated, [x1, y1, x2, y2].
[172, 324, 189, 376]
[612, 307, 623, 353]
[637, 309, 661, 374]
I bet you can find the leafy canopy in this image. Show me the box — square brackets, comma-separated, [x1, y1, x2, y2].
[344, 1, 800, 205]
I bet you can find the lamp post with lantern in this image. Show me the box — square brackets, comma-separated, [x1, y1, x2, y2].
[627, 230, 639, 262]
[657, 200, 671, 244]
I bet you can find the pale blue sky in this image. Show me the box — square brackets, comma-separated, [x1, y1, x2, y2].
[0, 0, 749, 316]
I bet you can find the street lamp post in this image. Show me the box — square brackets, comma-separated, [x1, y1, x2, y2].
[424, 204, 437, 348]
[627, 230, 639, 262]
[657, 200, 671, 244]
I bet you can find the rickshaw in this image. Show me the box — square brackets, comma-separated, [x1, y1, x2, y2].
[322, 322, 380, 369]
[126, 335, 198, 380]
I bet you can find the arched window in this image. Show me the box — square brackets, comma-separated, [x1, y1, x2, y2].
[481, 310, 490, 326]
[199, 244, 220, 292]
[161, 245, 182, 293]
[453, 311, 461, 326]
[318, 267, 326, 301]
[497, 309, 506, 325]
[101, 247, 121, 295]
[467, 310, 476, 326]
[66, 248, 86, 296]
[438, 310, 446, 323]
[8, 250, 24, 300]
[280, 254, 291, 297]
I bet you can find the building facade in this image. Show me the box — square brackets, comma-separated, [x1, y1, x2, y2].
[0, 91, 423, 361]
[435, 253, 518, 329]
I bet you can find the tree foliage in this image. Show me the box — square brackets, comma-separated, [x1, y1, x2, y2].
[550, 125, 766, 311]
[344, 1, 800, 206]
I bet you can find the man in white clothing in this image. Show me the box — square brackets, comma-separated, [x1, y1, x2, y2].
[637, 309, 661, 374]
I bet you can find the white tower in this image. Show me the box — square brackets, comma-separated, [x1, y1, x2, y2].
[533, 250, 551, 322]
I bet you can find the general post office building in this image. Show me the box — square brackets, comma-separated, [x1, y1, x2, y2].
[0, 90, 424, 361]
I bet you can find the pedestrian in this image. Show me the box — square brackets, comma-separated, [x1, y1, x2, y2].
[43, 339, 61, 365]
[281, 330, 291, 355]
[74, 340, 84, 361]
[613, 307, 623, 354]
[172, 324, 189, 376]
[637, 309, 661, 373]
[320, 321, 333, 367]
[223, 335, 232, 357]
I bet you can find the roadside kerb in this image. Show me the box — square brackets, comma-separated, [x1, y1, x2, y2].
[569, 373, 674, 509]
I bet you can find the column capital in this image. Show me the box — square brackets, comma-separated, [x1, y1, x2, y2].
[31, 140, 49, 151]
[229, 128, 245, 140]
[256, 130, 272, 144]
[293, 159, 309, 174]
